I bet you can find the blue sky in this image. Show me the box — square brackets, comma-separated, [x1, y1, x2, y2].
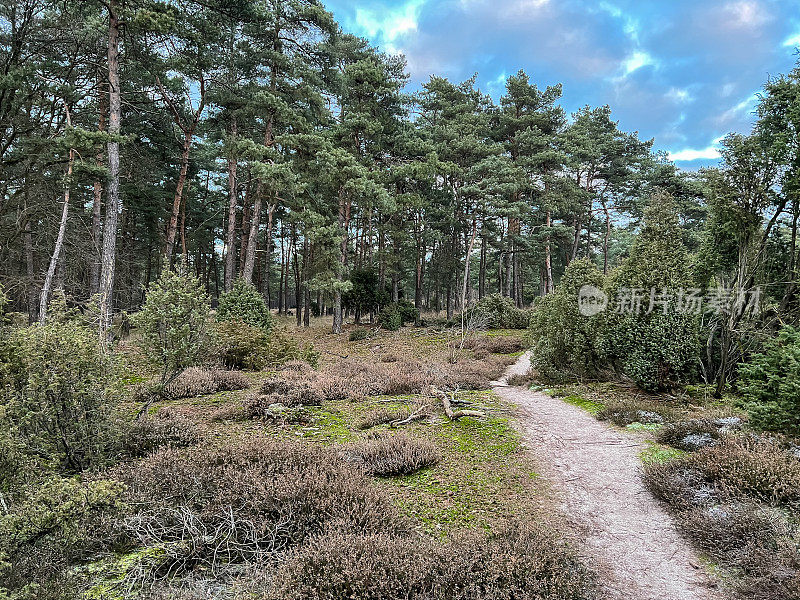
[323, 0, 800, 170]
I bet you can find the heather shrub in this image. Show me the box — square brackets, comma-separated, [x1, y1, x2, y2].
[216, 278, 272, 330]
[356, 408, 412, 429]
[688, 435, 800, 507]
[121, 409, 203, 456]
[345, 433, 440, 476]
[738, 325, 800, 435]
[163, 367, 250, 400]
[271, 521, 595, 600]
[132, 269, 210, 397]
[656, 419, 725, 451]
[114, 441, 407, 573]
[1, 320, 114, 473]
[486, 335, 524, 354]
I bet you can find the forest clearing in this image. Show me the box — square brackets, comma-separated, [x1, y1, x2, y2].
[3, 1, 800, 599]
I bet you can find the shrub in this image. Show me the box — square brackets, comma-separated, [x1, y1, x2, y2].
[1, 320, 114, 473]
[344, 433, 440, 476]
[656, 419, 724, 451]
[467, 294, 529, 329]
[212, 321, 319, 370]
[271, 521, 595, 600]
[738, 325, 800, 435]
[132, 269, 210, 396]
[486, 336, 524, 354]
[216, 278, 272, 330]
[396, 299, 420, 325]
[528, 259, 607, 380]
[121, 409, 203, 456]
[349, 327, 370, 341]
[162, 367, 250, 400]
[0, 477, 124, 599]
[378, 303, 402, 331]
[114, 441, 407, 574]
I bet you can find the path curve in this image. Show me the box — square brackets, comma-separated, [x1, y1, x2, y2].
[492, 352, 721, 600]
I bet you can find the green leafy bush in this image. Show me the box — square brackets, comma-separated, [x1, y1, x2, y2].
[738, 326, 800, 434]
[396, 299, 420, 325]
[1, 321, 114, 474]
[527, 259, 606, 380]
[216, 278, 272, 330]
[132, 269, 210, 394]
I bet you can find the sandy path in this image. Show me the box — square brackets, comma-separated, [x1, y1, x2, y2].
[492, 352, 721, 600]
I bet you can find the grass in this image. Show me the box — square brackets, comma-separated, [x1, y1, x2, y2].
[561, 394, 605, 415]
[639, 442, 687, 465]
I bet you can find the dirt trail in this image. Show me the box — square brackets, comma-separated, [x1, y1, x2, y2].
[492, 352, 721, 600]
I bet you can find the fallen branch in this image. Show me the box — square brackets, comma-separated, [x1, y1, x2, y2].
[390, 404, 430, 427]
[427, 386, 485, 420]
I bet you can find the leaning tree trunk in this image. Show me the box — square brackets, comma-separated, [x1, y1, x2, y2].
[224, 119, 238, 291]
[40, 142, 75, 323]
[164, 128, 194, 263]
[99, 0, 121, 342]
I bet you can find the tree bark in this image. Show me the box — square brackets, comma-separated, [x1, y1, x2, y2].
[40, 139, 75, 323]
[332, 190, 348, 334]
[90, 66, 107, 296]
[545, 210, 554, 294]
[99, 0, 121, 341]
[224, 119, 238, 291]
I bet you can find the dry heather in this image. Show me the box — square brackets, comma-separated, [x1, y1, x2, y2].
[356, 407, 412, 429]
[344, 432, 441, 476]
[112, 440, 408, 578]
[270, 522, 595, 600]
[122, 408, 203, 456]
[163, 367, 251, 400]
[644, 434, 800, 599]
[244, 354, 512, 418]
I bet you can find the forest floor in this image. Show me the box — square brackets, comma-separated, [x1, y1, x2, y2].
[494, 352, 722, 600]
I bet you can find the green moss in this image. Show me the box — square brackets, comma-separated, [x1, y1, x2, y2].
[639, 442, 687, 465]
[83, 545, 168, 600]
[561, 395, 605, 415]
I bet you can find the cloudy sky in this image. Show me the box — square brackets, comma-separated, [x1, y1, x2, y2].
[323, 0, 800, 169]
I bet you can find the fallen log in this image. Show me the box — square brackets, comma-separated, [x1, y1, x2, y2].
[427, 386, 485, 420]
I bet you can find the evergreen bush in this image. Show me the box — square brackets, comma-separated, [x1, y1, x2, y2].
[217, 278, 272, 330]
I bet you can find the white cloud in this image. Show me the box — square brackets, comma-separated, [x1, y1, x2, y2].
[723, 1, 770, 28]
[354, 0, 425, 44]
[666, 87, 692, 104]
[669, 146, 721, 162]
[622, 51, 654, 75]
[783, 32, 800, 47]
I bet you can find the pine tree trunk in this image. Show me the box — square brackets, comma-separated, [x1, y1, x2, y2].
[164, 127, 194, 264]
[99, 0, 121, 341]
[545, 210, 554, 294]
[40, 144, 75, 323]
[90, 67, 107, 297]
[479, 230, 486, 299]
[332, 191, 348, 334]
[224, 119, 238, 291]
